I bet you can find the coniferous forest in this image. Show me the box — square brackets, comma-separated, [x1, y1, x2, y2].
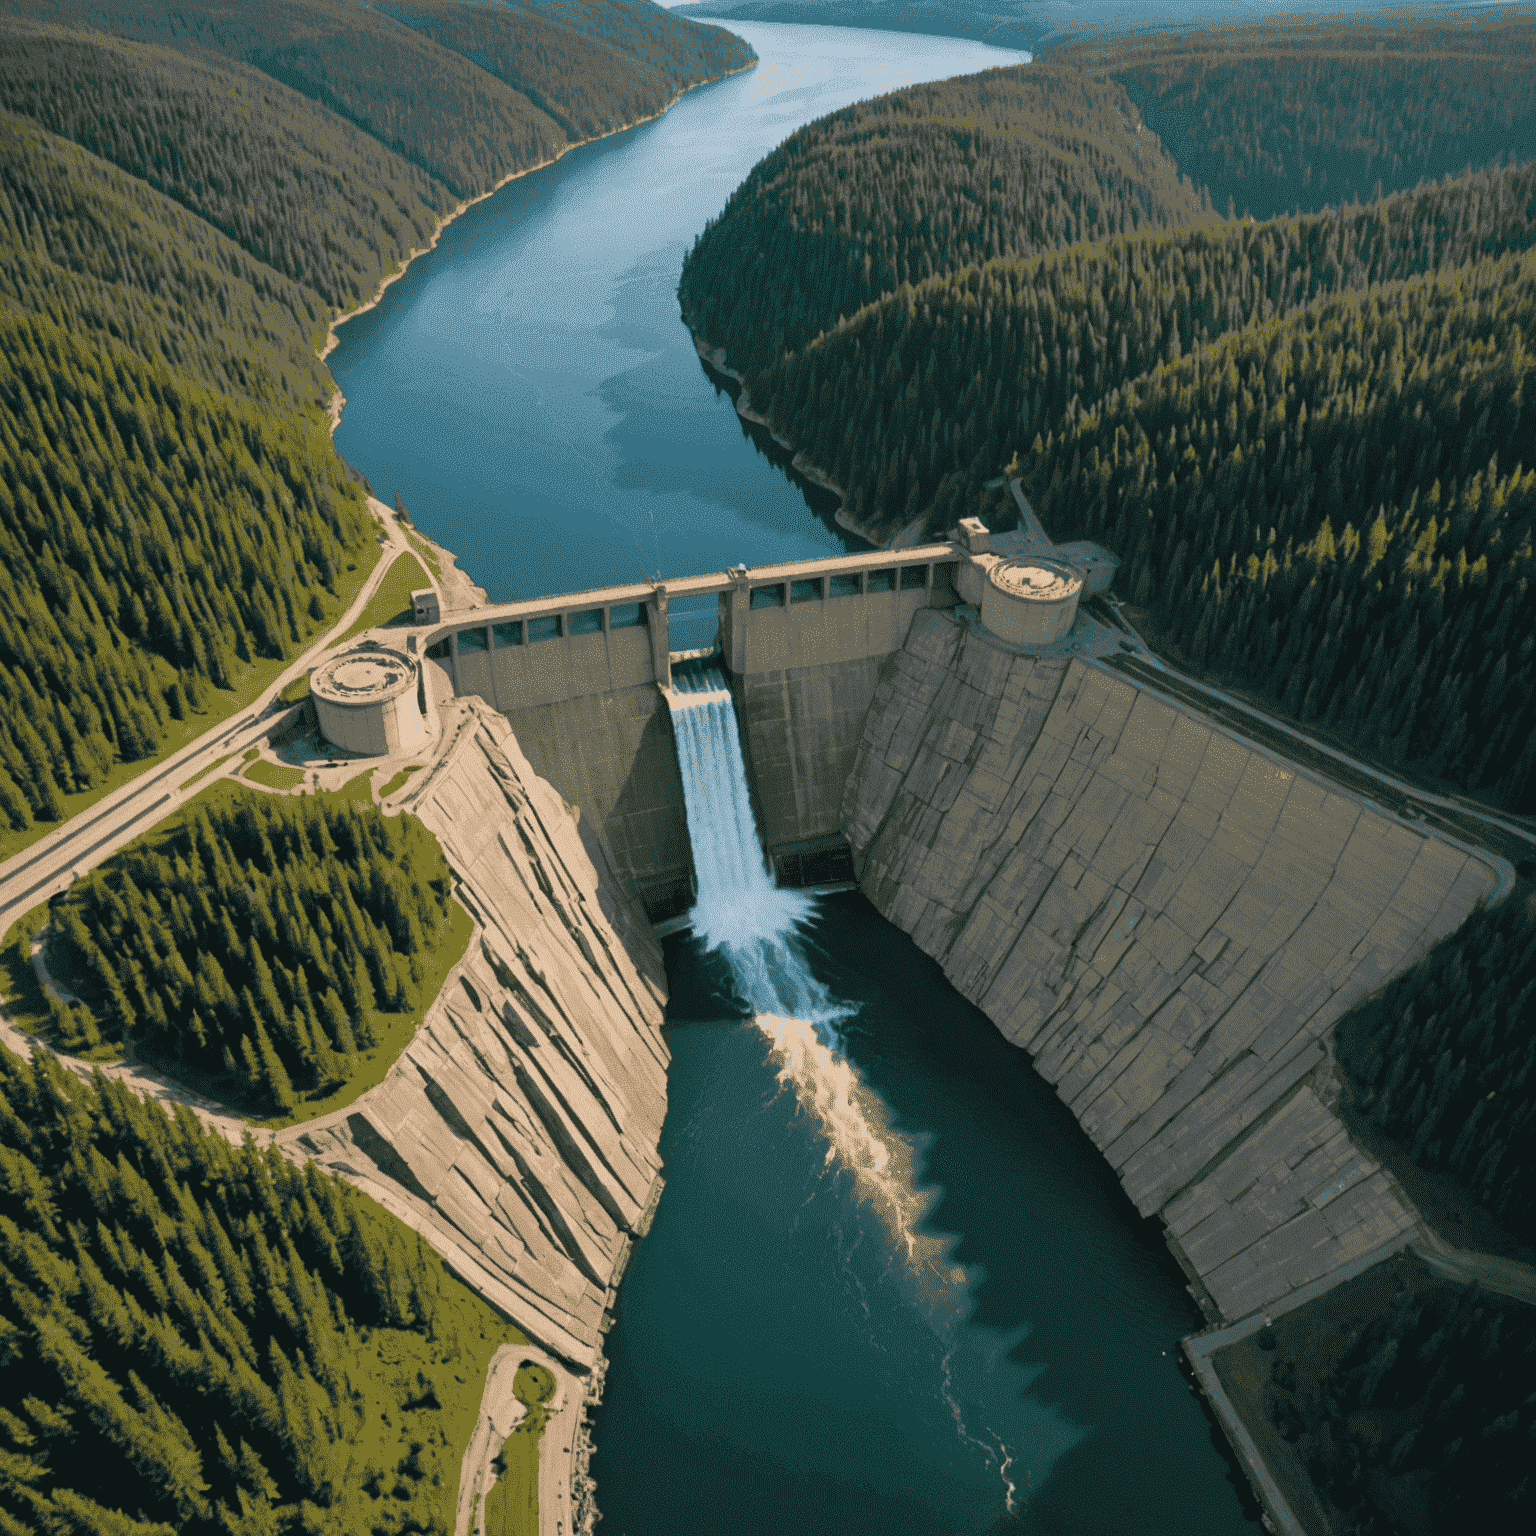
[1256, 1270, 1534, 1535]
[49, 789, 454, 1114]
[0, 1045, 518, 1536]
[1334, 884, 1536, 1242]
[4, 4, 1536, 1533]
[679, 63, 1208, 378]
[0, 7, 749, 1530]
[684, 14, 1536, 815]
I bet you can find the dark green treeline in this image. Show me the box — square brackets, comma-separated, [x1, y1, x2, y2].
[677, 63, 1206, 378]
[1261, 1272, 1533, 1534]
[7, 0, 753, 202]
[0, 22, 449, 320]
[0, 1045, 504, 1536]
[0, 311, 372, 833]
[1335, 884, 1536, 1241]
[50, 788, 453, 1113]
[1057, 17, 1536, 222]
[759, 160, 1536, 542]
[0, 0, 752, 834]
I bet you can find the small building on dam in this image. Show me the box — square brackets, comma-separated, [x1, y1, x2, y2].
[310, 641, 432, 757]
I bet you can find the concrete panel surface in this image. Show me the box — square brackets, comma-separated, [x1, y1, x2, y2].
[842, 611, 1502, 1323]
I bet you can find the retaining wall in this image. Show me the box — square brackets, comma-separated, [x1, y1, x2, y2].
[295, 699, 670, 1368]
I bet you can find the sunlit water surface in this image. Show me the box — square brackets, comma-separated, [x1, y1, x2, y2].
[328, 22, 1257, 1532]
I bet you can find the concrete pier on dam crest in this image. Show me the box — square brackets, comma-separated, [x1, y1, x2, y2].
[321, 532, 1505, 1343]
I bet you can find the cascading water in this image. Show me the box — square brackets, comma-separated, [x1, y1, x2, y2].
[667, 663, 847, 1033]
[664, 662, 1028, 1514]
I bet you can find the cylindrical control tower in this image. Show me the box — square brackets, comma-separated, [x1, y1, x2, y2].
[310, 643, 430, 757]
[980, 556, 1085, 647]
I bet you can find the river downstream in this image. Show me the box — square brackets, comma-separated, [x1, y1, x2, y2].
[328, 21, 1256, 1533]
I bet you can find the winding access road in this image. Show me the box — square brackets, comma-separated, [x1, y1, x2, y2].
[453, 1343, 583, 1536]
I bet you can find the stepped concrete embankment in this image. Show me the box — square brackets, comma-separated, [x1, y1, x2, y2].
[292, 697, 669, 1370]
[841, 610, 1501, 1323]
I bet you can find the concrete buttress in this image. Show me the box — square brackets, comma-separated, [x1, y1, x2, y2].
[842, 610, 1502, 1324]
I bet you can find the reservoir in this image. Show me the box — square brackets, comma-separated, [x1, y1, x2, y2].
[328, 21, 1256, 1533]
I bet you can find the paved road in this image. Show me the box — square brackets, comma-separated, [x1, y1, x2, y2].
[1412, 1228, 1536, 1306]
[0, 501, 420, 933]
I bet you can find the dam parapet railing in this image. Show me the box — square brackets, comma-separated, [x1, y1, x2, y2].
[331, 544, 962, 920]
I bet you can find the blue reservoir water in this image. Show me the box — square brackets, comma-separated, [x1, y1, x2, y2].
[330, 23, 1034, 641]
[327, 22, 1258, 1532]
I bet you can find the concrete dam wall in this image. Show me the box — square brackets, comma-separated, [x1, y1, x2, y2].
[294, 698, 669, 1370]
[417, 548, 959, 912]
[841, 610, 1501, 1324]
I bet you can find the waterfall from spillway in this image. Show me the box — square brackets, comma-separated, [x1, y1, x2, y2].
[666, 664, 848, 1034]
[665, 665, 937, 1259]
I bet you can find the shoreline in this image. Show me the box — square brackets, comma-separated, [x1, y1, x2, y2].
[321, 60, 758, 438]
[688, 329, 928, 549]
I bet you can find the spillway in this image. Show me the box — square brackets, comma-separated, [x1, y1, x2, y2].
[666, 664, 846, 1035]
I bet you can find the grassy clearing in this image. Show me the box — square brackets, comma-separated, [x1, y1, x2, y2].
[1211, 1253, 1431, 1536]
[340, 551, 433, 644]
[407, 528, 443, 581]
[379, 765, 423, 798]
[243, 758, 307, 790]
[332, 769, 377, 803]
[483, 1363, 558, 1536]
[0, 544, 380, 868]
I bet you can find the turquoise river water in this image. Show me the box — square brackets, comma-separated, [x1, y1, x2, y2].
[328, 21, 1258, 1533]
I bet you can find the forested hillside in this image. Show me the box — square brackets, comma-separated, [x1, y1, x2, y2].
[0, 311, 372, 833]
[0, 112, 343, 412]
[681, 14, 1536, 383]
[1030, 250, 1536, 810]
[678, 63, 1205, 376]
[1256, 1271, 1533, 1535]
[0, 1, 752, 848]
[757, 160, 1536, 544]
[48, 788, 456, 1113]
[1057, 16, 1536, 220]
[0, 1044, 519, 1536]
[0, 22, 449, 314]
[1335, 884, 1536, 1244]
[8, 0, 754, 199]
[695, 16, 1536, 813]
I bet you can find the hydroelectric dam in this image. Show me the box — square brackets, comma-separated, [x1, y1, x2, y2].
[306, 512, 1504, 1358]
